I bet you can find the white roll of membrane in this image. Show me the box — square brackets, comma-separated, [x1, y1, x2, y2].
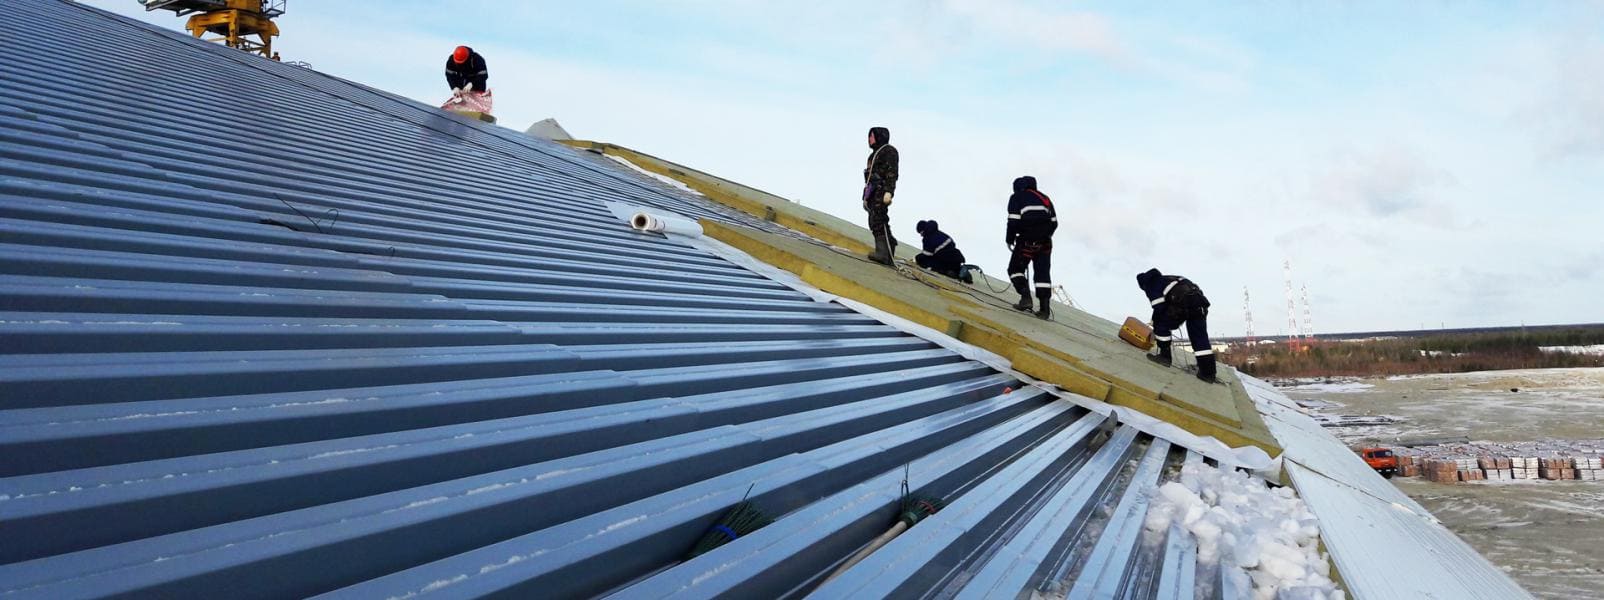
[630, 212, 704, 237]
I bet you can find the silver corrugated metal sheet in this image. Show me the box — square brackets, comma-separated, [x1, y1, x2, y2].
[1240, 376, 1534, 600]
[0, 2, 1237, 598]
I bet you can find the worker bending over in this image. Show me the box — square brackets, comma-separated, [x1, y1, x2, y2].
[914, 220, 972, 283]
[1005, 176, 1057, 319]
[863, 127, 900, 266]
[1137, 268, 1217, 383]
[445, 46, 489, 94]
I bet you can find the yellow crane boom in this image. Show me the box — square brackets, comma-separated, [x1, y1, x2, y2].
[141, 0, 285, 59]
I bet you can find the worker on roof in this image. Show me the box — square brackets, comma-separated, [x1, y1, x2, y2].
[445, 46, 488, 94]
[914, 220, 972, 283]
[1005, 176, 1057, 320]
[1137, 268, 1217, 383]
[863, 126, 900, 266]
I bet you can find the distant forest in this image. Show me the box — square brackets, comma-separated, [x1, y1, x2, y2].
[1231, 325, 1604, 378]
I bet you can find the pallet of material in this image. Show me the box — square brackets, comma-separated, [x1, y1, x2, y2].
[1424, 462, 1460, 483]
[1539, 467, 1577, 480]
[1580, 470, 1603, 481]
[1483, 469, 1512, 481]
[1478, 457, 1514, 470]
[1399, 464, 1422, 477]
[1458, 470, 1485, 482]
[1573, 457, 1604, 470]
[1511, 468, 1536, 480]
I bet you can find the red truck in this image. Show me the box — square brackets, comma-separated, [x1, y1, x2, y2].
[1359, 448, 1399, 478]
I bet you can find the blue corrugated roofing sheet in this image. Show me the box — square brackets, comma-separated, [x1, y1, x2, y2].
[0, 2, 1229, 598]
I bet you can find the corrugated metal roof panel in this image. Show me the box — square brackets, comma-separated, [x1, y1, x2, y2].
[1241, 375, 1534, 600]
[0, 2, 1196, 598]
[0, 2, 1528, 598]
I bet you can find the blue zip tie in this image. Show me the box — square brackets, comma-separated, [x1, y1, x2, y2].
[713, 524, 739, 541]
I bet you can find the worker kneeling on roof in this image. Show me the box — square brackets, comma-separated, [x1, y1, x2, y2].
[862, 127, 900, 266]
[1005, 176, 1057, 320]
[1137, 268, 1217, 383]
[914, 220, 972, 283]
[445, 46, 488, 94]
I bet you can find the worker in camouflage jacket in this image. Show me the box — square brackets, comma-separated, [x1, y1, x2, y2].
[1137, 268, 1217, 383]
[862, 126, 899, 265]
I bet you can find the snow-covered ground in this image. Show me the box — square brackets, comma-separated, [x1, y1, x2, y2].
[1286, 368, 1604, 599]
[1144, 462, 1342, 600]
[1284, 368, 1604, 443]
[1273, 378, 1375, 394]
[1538, 344, 1604, 356]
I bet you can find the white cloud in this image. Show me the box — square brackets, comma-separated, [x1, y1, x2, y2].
[1307, 143, 1458, 219]
[1535, 31, 1604, 159]
[942, 0, 1129, 64]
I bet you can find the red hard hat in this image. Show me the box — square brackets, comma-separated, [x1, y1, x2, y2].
[452, 46, 470, 64]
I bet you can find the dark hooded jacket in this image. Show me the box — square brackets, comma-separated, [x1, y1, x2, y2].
[1137, 268, 1209, 323]
[445, 48, 489, 90]
[916, 220, 965, 268]
[1006, 176, 1057, 245]
[863, 126, 899, 200]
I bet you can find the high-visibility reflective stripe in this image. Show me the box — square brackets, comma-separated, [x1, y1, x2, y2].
[1020, 205, 1049, 214]
[934, 239, 952, 252]
[1034, 283, 1053, 288]
[1151, 297, 1165, 306]
[1009, 273, 1027, 279]
[1195, 349, 1214, 357]
[918, 251, 931, 256]
[474, 70, 487, 75]
[1008, 214, 1021, 219]
[1162, 281, 1178, 296]
[1155, 335, 1171, 341]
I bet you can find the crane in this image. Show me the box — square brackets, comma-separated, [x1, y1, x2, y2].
[140, 0, 286, 59]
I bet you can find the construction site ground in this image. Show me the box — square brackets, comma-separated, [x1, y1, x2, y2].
[1282, 368, 1604, 599]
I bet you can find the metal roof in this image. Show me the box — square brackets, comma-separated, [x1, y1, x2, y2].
[1, 2, 1536, 599]
[1, 2, 1229, 598]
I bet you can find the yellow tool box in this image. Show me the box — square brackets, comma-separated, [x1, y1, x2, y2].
[1118, 317, 1154, 350]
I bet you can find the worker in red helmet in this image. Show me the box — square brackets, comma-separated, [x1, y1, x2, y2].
[445, 46, 488, 94]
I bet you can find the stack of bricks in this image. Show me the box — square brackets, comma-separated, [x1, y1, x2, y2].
[1512, 457, 1539, 480]
[1574, 457, 1603, 481]
[1424, 459, 1460, 483]
[1479, 457, 1513, 481]
[1539, 458, 1576, 480]
[1397, 455, 1421, 478]
[1453, 457, 1480, 482]
[1459, 469, 1486, 482]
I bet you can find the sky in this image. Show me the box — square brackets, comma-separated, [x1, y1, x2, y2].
[84, 1, 1604, 336]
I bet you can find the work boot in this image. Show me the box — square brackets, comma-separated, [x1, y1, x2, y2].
[1196, 355, 1218, 383]
[866, 234, 894, 266]
[1013, 295, 1033, 311]
[1147, 350, 1172, 367]
[1035, 304, 1052, 320]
